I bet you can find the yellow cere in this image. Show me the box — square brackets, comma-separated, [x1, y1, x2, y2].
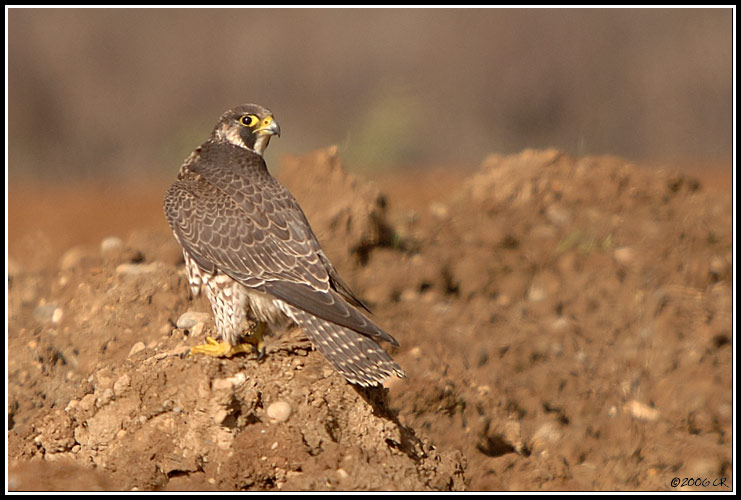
[259, 116, 274, 129]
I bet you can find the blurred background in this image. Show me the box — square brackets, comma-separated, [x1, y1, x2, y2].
[7, 8, 733, 183]
[6, 7, 734, 263]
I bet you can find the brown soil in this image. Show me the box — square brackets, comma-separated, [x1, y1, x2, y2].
[7, 148, 733, 491]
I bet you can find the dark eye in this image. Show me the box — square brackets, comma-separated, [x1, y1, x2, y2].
[240, 114, 259, 127]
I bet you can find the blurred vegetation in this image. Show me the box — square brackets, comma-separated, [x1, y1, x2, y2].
[342, 84, 429, 172]
[7, 8, 733, 183]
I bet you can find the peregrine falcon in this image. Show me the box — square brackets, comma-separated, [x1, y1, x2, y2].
[164, 104, 405, 386]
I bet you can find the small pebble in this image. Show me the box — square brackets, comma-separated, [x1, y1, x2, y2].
[527, 284, 547, 302]
[33, 303, 59, 324]
[626, 400, 660, 421]
[550, 317, 571, 333]
[128, 342, 146, 358]
[176, 311, 212, 330]
[51, 308, 64, 324]
[212, 372, 247, 391]
[614, 246, 636, 265]
[101, 236, 123, 255]
[213, 409, 228, 425]
[266, 401, 292, 423]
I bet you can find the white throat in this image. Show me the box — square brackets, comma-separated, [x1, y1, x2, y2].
[215, 125, 266, 156]
[253, 134, 271, 156]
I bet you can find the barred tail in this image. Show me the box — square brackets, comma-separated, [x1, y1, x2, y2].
[285, 307, 405, 387]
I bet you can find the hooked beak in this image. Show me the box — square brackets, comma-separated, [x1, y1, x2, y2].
[255, 115, 281, 137]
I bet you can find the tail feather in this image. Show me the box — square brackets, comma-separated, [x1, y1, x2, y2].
[284, 307, 405, 387]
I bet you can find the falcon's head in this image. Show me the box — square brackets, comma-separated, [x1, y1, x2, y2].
[211, 103, 281, 156]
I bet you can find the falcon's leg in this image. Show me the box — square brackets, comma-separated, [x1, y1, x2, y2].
[188, 271, 263, 359]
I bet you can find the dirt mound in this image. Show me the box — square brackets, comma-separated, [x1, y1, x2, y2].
[15, 329, 463, 491]
[7, 148, 733, 491]
[364, 149, 732, 490]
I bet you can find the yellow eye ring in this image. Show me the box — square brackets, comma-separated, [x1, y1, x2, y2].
[240, 114, 259, 127]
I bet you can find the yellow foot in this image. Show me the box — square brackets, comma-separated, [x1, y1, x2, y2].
[189, 322, 267, 359]
[189, 336, 255, 358]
